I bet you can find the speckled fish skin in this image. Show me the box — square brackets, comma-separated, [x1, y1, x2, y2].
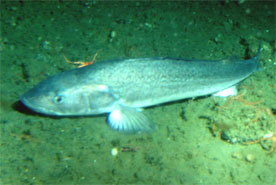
[21, 44, 261, 120]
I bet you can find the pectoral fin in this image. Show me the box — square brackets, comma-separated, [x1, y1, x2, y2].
[107, 106, 155, 133]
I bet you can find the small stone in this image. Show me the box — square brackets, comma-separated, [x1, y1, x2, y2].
[108, 31, 116, 43]
[245, 154, 255, 162]
[110, 31, 116, 38]
[111, 148, 118, 156]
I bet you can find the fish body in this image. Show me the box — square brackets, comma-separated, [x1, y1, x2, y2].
[21, 43, 261, 132]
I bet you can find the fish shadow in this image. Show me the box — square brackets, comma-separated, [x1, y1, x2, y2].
[13, 101, 38, 115]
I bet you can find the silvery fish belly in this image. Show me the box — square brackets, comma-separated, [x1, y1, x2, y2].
[21, 43, 261, 133]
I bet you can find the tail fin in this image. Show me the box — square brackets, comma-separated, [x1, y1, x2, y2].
[253, 41, 262, 71]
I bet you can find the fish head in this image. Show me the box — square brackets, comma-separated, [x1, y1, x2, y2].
[21, 73, 117, 116]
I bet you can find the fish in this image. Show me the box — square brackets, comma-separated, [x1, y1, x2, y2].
[21, 42, 262, 133]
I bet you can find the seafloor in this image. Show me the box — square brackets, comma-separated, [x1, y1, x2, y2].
[0, 1, 275, 184]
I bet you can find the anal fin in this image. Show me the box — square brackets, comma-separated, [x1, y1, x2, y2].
[213, 86, 237, 97]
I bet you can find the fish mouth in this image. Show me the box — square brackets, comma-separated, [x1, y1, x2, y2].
[20, 97, 43, 114]
[20, 96, 57, 116]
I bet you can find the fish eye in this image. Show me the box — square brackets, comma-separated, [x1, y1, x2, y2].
[53, 95, 64, 104]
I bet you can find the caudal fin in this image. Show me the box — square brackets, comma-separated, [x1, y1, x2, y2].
[253, 41, 262, 71]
